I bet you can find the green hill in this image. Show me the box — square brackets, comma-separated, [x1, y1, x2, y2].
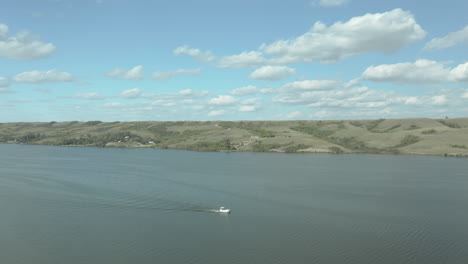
[1, 118, 468, 157]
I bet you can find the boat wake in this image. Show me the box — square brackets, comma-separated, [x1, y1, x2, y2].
[0, 191, 225, 214]
[0, 170, 229, 215]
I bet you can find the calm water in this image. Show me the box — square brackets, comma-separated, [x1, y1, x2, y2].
[0, 144, 467, 264]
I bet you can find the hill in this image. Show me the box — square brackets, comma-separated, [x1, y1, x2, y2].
[1, 118, 468, 157]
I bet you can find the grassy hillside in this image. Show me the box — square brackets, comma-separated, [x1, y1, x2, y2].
[1, 118, 468, 157]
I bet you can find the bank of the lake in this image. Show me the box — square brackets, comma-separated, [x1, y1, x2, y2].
[1, 118, 468, 157]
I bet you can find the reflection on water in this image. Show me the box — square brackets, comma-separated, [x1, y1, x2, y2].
[0, 144, 467, 264]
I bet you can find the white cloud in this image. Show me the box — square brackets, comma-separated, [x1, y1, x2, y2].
[282, 79, 339, 91]
[304, 86, 394, 108]
[229, 85, 258, 96]
[173, 45, 215, 62]
[103, 102, 124, 108]
[179, 89, 194, 95]
[344, 78, 360, 88]
[107, 65, 144, 80]
[218, 51, 266, 69]
[119, 88, 142, 99]
[272, 76, 468, 117]
[249, 65, 296, 81]
[259, 88, 276, 94]
[274, 80, 401, 109]
[241, 97, 260, 105]
[142, 89, 209, 101]
[432, 95, 447, 106]
[209, 95, 238, 105]
[309, 108, 401, 120]
[151, 68, 201, 81]
[316, 0, 349, 7]
[450, 62, 468, 82]
[12, 70, 74, 83]
[397, 96, 424, 106]
[362, 59, 450, 83]
[147, 100, 176, 107]
[260, 9, 426, 63]
[72, 92, 105, 100]
[361, 60, 468, 83]
[178, 89, 209, 97]
[424, 25, 468, 50]
[0, 23, 57, 60]
[462, 90, 468, 99]
[239, 105, 258, 112]
[286, 111, 303, 119]
[208, 110, 225, 116]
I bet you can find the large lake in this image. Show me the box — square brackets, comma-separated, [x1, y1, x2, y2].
[0, 144, 467, 264]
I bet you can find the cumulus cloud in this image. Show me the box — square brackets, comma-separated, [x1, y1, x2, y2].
[103, 102, 125, 108]
[0, 23, 57, 60]
[274, 78, 406, 110]
[361, 60, 468, 83]
[142, 89, 209, 101]
[173, 45, 215, 62]
[12, 70, 74, 83]
[229, 85, 259, 96]
[249, 66, 296, 81]
[107, 65, 144, 80]
[316, 0, 349, 7]
[272, 76, 468, 117]
[177, 89, 209, 97]
[119, 88, 142, 99]
[259, 9, 426, 63]
[71, 92, 105, 100]
[208, 110, 225, 116]
[239, 105, 258, 112]
[286, 111, 303, 119]
[209, 95, 238, 105]
[424, 25, 468, 50]
[396, 96, 424, 106]
[462, 90, 468, 99]
[151, 68, 201, 81]
[450, 62, 468, 82]
[301, 86, 395, 108]
[259, 88, 277, 94]
[218, 51, 266, 69]
[432, 95, 447, 106]
[282, 79, 340, 91]
[241, 97, 260, 105]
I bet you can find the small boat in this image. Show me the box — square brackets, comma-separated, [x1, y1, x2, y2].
[218, 207, 230, 213]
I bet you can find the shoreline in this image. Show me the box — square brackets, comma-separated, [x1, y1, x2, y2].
[1, 118, 468, 158]
[2, 142, 467, 158]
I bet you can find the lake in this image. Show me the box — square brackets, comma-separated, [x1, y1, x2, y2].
[0, 144, 467, 264]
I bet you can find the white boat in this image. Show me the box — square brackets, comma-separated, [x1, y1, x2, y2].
[218, 207, 230, 213]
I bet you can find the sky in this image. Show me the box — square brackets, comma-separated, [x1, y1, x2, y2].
[1, 0, 468, 122]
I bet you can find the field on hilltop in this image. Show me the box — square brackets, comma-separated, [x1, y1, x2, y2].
[1, 118, 468, 157]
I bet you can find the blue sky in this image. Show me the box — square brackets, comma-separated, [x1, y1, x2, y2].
[1, 0, 467, 122]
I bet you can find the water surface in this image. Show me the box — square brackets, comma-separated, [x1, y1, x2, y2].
[0, 144, 467, 264]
